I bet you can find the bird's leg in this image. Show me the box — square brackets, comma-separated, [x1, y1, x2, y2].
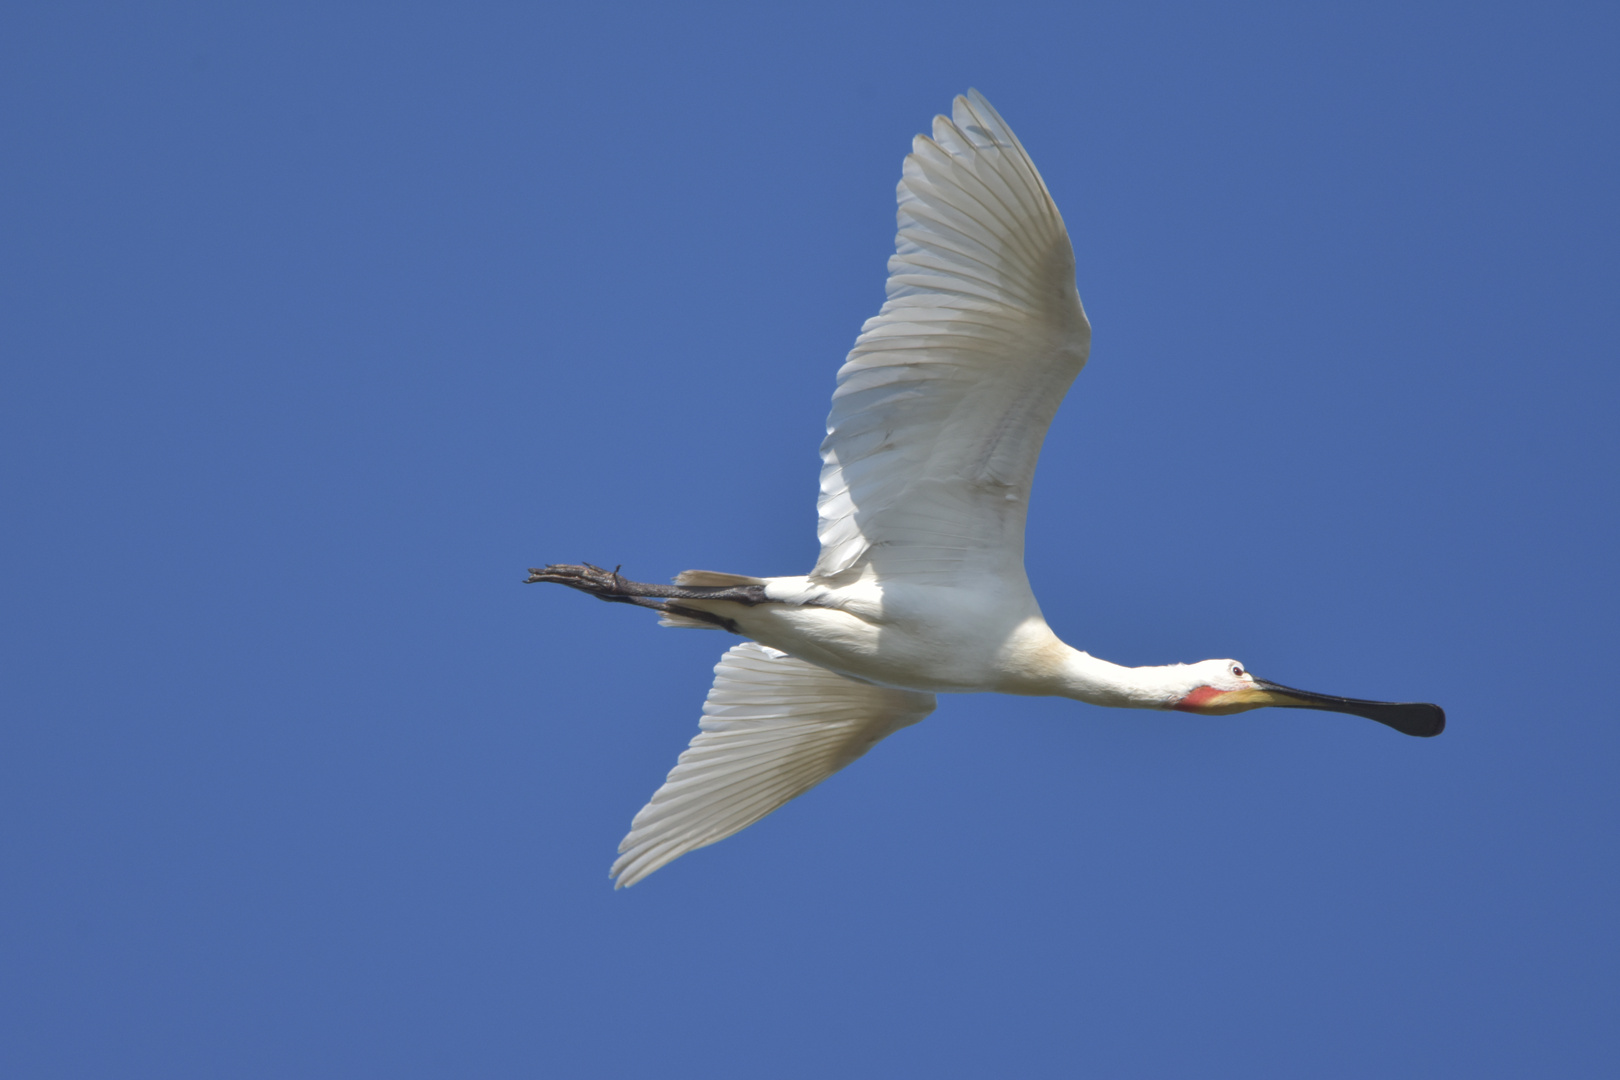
[525, 563, 768, 632]
[525, 562, 768, 603]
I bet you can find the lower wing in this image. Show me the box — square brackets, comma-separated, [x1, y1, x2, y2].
[611, 642, 936, 887]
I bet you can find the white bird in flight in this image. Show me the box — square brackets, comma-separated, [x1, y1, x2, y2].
[530, 90, 1444, 888]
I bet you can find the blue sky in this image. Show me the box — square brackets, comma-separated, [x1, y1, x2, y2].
[2, 3, 1616, 1076]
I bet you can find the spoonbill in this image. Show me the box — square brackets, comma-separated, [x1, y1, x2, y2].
[530, 90, 1444, 888]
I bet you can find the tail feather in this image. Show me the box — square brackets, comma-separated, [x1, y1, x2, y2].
[661, 570, 767, 629]
[659, 611, 724, 630]
[673, 569, 767, 587]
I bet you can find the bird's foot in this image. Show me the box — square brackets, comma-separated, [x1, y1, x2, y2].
[526, 563, 676, 619]
[525, 561, 759, 633]
[525, 563, 769, 606]
[525, 562, 625, 594]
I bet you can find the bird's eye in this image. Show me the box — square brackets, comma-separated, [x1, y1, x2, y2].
[1231, 665, 1245, 677]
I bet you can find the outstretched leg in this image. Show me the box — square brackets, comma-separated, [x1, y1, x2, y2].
[525, 563, 767, 632]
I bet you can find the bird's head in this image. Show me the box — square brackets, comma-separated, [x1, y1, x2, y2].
[1171, 659, 1445, 738]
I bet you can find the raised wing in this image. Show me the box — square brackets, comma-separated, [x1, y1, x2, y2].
[815, 90, 1091, 582]
[611, 642, 935, 887]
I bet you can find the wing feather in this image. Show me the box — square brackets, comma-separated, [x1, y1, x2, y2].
[610, 643, 935, 887]
[814, 90, 1090, 581]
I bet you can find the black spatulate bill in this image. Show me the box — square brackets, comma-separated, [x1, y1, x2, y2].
[1254, 680, 1446, 738]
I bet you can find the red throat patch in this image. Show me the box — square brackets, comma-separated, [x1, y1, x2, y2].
[1174, 685, 1226, 713]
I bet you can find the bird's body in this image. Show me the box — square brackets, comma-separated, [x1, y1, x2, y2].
[531, 90, 1443, 887]
[711, 573, 1046, 695]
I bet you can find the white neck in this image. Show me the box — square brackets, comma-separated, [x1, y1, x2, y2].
[1004, 635, 1191, 710]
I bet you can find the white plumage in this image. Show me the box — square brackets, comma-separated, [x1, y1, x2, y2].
[530, 89, 1444, 888]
